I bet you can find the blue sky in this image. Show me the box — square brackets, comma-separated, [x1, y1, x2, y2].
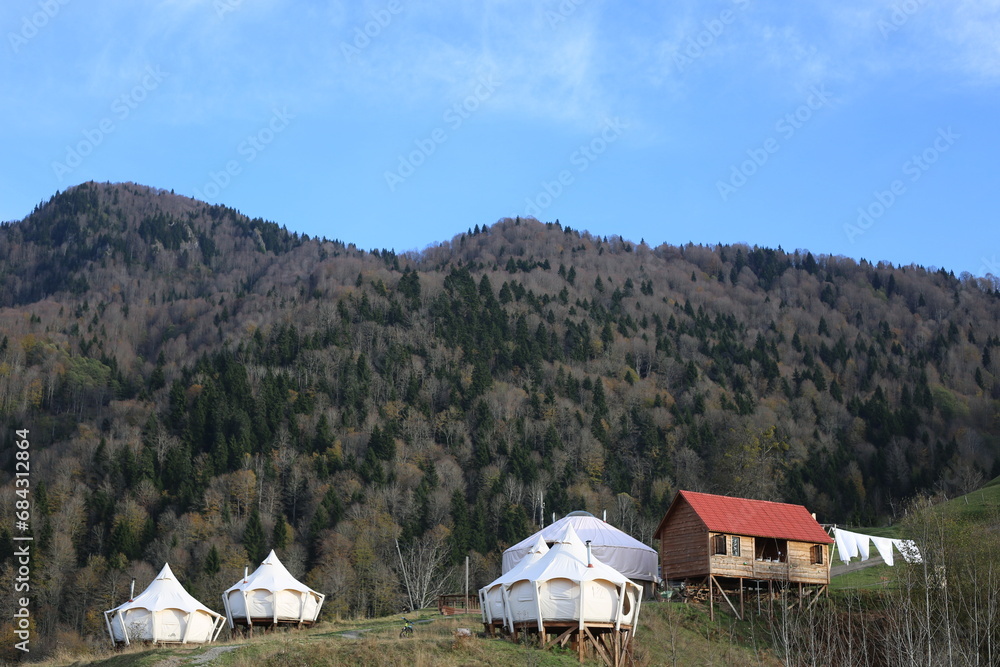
[2, 0, 998, 277]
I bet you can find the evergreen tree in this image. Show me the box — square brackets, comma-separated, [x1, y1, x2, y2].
[368, 424, 394, 461]
[592, 377, 608, 419]
[204, 545, 221, 575]
[272, 513, 289, 551]
[243, 508, 266, 564]
[449, 490, 471, 563]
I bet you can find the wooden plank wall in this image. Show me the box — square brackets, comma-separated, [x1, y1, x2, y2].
[659, 500, 708, 580]
[709, 535, 829, 584]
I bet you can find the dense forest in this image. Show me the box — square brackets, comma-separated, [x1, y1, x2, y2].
[1, 182, 998, 654]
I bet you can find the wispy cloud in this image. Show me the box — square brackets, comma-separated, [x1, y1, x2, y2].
[322, 1, 615, 127]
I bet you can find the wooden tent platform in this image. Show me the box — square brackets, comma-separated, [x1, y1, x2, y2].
[507, 621, 636, 666]
[228, 618, 316, 636]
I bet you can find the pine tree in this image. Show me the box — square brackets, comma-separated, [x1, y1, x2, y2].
[204, 545, 221, 574]
[313, 413, 333, 454]
[243, 508, 266, 564]
[684, 361, 699, 389]
[449, 490, 471, 563]
[272, 513, 289, 551]
[592, 378, 609, 419]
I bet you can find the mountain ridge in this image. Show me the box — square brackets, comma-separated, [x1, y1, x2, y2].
[0, 180, 998, 651]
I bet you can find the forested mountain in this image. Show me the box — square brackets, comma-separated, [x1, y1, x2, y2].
[1, 182, 998, 652]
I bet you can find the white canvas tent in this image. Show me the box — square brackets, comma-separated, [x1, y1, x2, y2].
[104, 563, 225, 646]
[222, 550, 325, 629]
[480, 534, 549, 628]
[503, 511, 659, 596]
[502, 524, 642, 632]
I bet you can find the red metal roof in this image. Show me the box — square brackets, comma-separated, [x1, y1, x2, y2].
[669, 490, 834, 544]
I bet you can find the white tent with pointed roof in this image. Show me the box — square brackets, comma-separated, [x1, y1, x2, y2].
[502, 524, 642, 634]
[104, 563, 225, 646]
[480, 534, 549, 627]
[222, 550, 325, 629]
[502, 511, 659, 596]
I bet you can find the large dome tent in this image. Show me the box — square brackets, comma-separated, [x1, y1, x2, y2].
[222, 550, 324, 631]
[501, 524, 642, 664]
[103, 563, 225, 646]
[502, 510, 659, 596]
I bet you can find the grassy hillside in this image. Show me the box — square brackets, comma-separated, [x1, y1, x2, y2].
[24, 604, 782, 667]
[831, 476, 1000, 591]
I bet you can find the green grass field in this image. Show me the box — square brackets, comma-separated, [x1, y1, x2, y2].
[830, 476, 1000, 592]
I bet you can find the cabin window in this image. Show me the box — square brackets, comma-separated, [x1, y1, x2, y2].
[755, 537, 787, 562]
[713, 534, 727, 555]
[731, 536, 741, 557]
[811, 545, 824, 565]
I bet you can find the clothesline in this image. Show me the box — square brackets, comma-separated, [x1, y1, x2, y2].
[831, 528, 922, 565]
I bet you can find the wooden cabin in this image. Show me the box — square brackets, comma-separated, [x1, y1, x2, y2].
[653, 490, 834, 619]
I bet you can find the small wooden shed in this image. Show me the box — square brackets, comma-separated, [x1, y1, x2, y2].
[652, 490, 834, 619]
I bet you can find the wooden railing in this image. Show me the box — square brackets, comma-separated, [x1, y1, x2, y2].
[437, 594, 481, 615]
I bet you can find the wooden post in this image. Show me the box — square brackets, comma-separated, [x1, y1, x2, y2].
[465, 556, 469, 614]
[709, 575, 714, 621]
[739, 578, 744, 620]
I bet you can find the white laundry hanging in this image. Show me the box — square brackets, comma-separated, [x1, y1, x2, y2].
[832, 528, 922, 566]
[893, 539, 922, 563]
[855, 533, 870, 561]
[870, 536, 895, 566]
[834, 528, 859, 563]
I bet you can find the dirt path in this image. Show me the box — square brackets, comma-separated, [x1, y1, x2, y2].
[339, 628, 374, 639]
[337, 618, 433, 640]
[150, 644, 241, 667]
[830, 553, 886, 577]
[188, 645, 241, 664]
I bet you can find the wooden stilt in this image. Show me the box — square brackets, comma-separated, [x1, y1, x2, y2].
[739, 578, 744, 620]
[622, 627, 635, 662]
[805, 585, 827, 611]
[542, 626, 575, 651]
[584, 627, 612, 666]
[711, 576, 742, 620]
[709, 574, 714, 621]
